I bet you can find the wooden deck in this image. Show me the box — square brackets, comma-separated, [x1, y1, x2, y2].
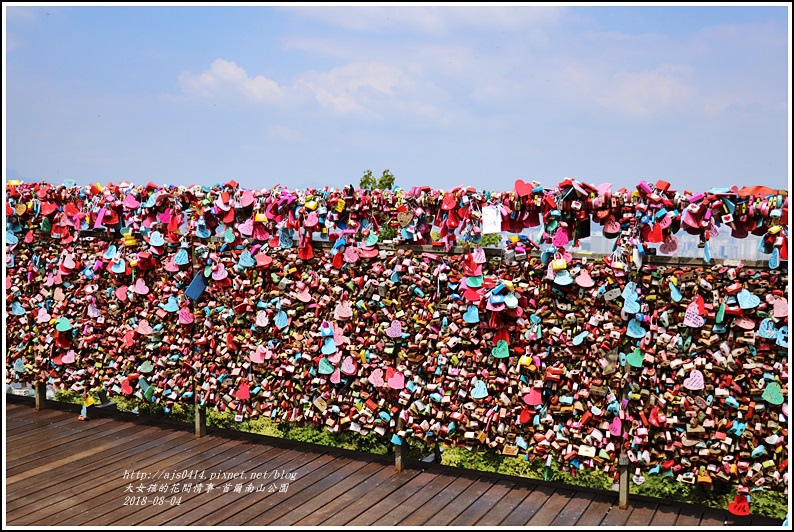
[4, 398, 781, 527]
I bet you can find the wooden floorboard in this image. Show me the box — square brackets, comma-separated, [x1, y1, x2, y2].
[396, 473, 479, 526]
[346, 470, 440, 526]
[293, 461, 408, 526]
[5, 401, 781, 527]
[526, 488, 575, 526]
[448, 478, 516, 526]
[371, 471, 462, 526]
[549, 492, 596, 527]
[625, 501, 659, 526]
[498, 484, 554, 525]
[574, 493, 615, 526]
[476, 482, 534, 526]
[323, 469, 424, 526]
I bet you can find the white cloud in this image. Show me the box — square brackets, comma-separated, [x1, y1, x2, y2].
[286, 6, 565, 34]
[177, 59, 283, 103]
[596, 64, 697, 118]
[265, 125, 301, 142]
[6, 6, 38, 21]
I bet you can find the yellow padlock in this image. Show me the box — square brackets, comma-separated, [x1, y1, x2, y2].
[255, 212, 267, 222]
[335, 199, 345, 213]
[305, 199, 318, 211]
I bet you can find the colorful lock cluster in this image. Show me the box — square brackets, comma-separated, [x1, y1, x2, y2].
[4, 178, 789, 495]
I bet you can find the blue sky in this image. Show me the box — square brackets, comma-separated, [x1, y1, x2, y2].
[4, 4, 791, 192]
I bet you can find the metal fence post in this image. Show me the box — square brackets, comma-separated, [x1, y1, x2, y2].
[34, 381, 47, 411]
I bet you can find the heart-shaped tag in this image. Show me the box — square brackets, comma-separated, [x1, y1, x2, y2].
[734, 315, 755, 330]
[626, 349, 644, 368]
[124, 194, 140, 209]
[514, 179, 534, 197]
[61, 350, 76, 364]
[773, 297, 788, 318]
[762, 382, 785, 405]
[115, 285, 128, 301]
[322, 337, 337, 355]
[343, 246, 360, 263]
[139, 360, 154, 373]
[758, 318, 778, 339]
[463, 305, 480, 324]
[275, 310, 289, 330]
[491, 339, 509, 359]
[683, 305, 705, 328]
[396, 211, 413, 227]
[683, 369, 705, 390]
[55, 317, 72, 332]
[37, 307, 52, 323]
[330, 368, 341, 384]
[669, 281, 682, 302]
[463, 379, 488, 403]
[11, 302, 26, 316]
[575, 269, 594, 288]
[318, 357, 335, 375]
[212, 263, 228, 281]
[609, 417, 622, 437]
[623, 297, 641, 315]
[335, 300, 353, 320]
[341, 356, 357, 375]
[250, 346, 267, 364]
[727, 495, 750, 516]
[255, 310, 269, 327]
[237, 250, 255, 269]
[776, 326, 788, 348]
[236, 383, 251, 400]
[133, 278, 149, 295]
[523, 388, 542, 406]
[149, 231, 165, 247]
[121, 379, 133, 395]
[388, 370, 405, 390]
[368, 368, 385, 387]
[238, 218, 254, 236]
[137, 320, 154, 335]
[162, 296, 179, 313]
[279, 228, 294, 249]
[626, 319, 646, 338]
[174, 248, 190, 265]
[552, 227, 569, 247]
[87, 301, 101, 318]
[365, 232, 379, 247]
[737, 289, 760, 310]
[165, 260, 180, 272]
[385, 320, 403, 338]
[659, 234, 679, 254]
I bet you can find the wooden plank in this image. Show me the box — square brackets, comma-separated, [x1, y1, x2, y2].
[699, 508, 728, 526]
[267, 460, 386, 526]
[190, 451, 338, 526]
[215, 454, 348, 526]
[14, 434, 232, 526]
[318, 469, 424, 526]
[371, 472, 462, 526]
[573, 493, 615, 526]
[6, 427, 182, 515]
[293, 462, 406, 526]
[449, 478, 516, 526]
[625, 501, 658, 526]
[549, 492, 596, 527]
[261, 459, 379, 526]
[64, 439, 252, 526]
[346, 471, 440, 526]
[476, 483, 535, 526]
[675, 507, 703, 526]
[421, 475, 495, 526]
[6, 412, 108, 442]
[600, 506, 632, 526]
[649, 503, 680, 526]
[5, 425, 185, 513]
[397, 474, 479, 526]
[7, 418, 126, 464]
[499, 484, 555, 526]
[162, 447, 318, 526]
[526, 488, 575, 526]
[6, 421, 156, 479]
[122, 441, 288, 526]
[151, 445, 296, 525]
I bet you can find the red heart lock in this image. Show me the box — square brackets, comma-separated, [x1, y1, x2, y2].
[514, 179, 534, 198]
[727, 495, 750, 516]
